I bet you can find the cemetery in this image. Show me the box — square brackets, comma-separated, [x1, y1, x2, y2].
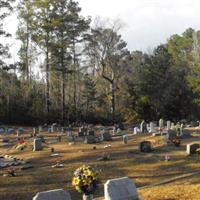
[2, 0, 200, 199]
[1, 121, 200, 200]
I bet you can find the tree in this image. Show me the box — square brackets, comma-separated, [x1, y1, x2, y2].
[17, 0, 36, 80]
[82, 74, 96, 121]
[85, 23, 129, 122]
[30, 0, 57, 120]
[50, 0, 90, 124]
[0, 0, 15, 69]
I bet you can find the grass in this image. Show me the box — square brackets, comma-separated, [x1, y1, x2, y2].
[1, 129, 200, 200]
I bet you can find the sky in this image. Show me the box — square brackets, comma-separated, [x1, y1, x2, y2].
[3, 0, 200, 62]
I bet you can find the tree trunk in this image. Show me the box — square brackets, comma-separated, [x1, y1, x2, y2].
[46, 46, 50, 121]
[111, 81, 115, 123]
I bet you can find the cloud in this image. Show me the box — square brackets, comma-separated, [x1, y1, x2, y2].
[79, 0, 200, 51]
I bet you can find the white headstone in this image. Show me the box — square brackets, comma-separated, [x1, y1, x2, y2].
[159, 119, 164, 128]
[33, 128, 36, 134]
[167, 121, 171, 130]
[133, 127, 139, 135]
[38, 126, 42, 133]
[104, 177, 139, 200]
[149, 122, 155, 133]
[33, 189, 71, 200]
[51, 125, 54, 133]
[17, 130, 20, 137]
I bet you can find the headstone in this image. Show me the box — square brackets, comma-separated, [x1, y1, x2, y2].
[33, 138, 43, 151]
[38, 126, 42, 133]
[166, 130, 177, 140]
[66, 127, 72, 137]
[67, 135, 74, 143]
[171, 122, 175, 129]
[17, 130, 20, 137]
[167, 121, 171, 130]
[51, 125, 54, 133]
[149, 122, 155, 133]
[18, 127, 25, 134]
[2, 138, 9, 143]
[123, 135, 128, 144]
[37, 135, 45, 143]
[33, 189, 71, 200]
[139, 141, 152, 152]
[190, 121, 199, 127]
[180, 129, 191, 139]
[186, 143, 200, 155]
[87, 130, 95, 136]
[113, 126, 117, 134]
[7, 128, 15, 134]
[78, 131, 85, 137]
[84, 135, 96, 144]
[0, 128, 4, 134]
[104, 177, 139, 200]
[101, 131, 112, 141]
[133, 127, 139, 135]
[78, 127, 87, 137]
[33, 128, 36, 135]
[159, 118, 164, 128]
[140, 121, 147, 133]
[116, 128, 121, 133]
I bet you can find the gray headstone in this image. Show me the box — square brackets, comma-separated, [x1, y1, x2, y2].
[33, 189, 71, 200]
[104, 177, 139, 200]
[33, 138, 43, 151]
[87, 130, 95, 136]
[139, 141, 152, 152]
[166, 130, 177, 140]
[123, 135, 128, 144]
[186, 143, 200, 155]
[84, 135, 96, 144]
[101, 131, 112, 141]
[67, 136, 74, 143]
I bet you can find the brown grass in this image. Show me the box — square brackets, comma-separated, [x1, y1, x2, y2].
[1, 129, 200, 200]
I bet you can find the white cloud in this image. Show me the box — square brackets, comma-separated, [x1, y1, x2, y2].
[79, 0, 200, 51]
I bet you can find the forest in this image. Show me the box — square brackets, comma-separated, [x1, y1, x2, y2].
[1, 0, 200, 125]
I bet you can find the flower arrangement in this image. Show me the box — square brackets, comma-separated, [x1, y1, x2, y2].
[172, 138, 181, 147]
[72, 165, 99, 195]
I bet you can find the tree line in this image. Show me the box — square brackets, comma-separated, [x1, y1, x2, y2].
[1, 0, 200, 125]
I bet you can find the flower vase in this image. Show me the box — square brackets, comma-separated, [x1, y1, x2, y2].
[83, 194, 93, 200]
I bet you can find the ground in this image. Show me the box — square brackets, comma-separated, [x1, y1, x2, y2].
[1, 128, 200, 200]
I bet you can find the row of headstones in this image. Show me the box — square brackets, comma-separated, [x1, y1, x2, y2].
[0, 127, 25, 134]
[33, 177, 140, 200]
[78, 128, 112, 144]
[135, 119, 183, 134]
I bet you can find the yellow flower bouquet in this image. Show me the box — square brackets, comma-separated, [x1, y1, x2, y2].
[72, 165, 99, 195]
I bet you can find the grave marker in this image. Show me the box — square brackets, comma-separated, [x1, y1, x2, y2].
[104, 177, 139, 200]
[33, 189, 71, 200]
[33, 138, 43, 151]
[186, 143, 200, 155]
